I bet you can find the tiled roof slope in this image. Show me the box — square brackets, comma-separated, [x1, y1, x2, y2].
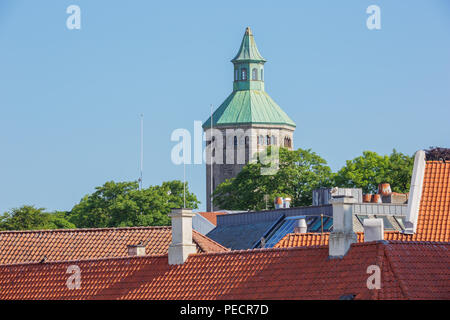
[276, 161, 449, 248]
[197, 212, 226, 226]
[0, 227, 228, 265]
[0, 241, 448, 300]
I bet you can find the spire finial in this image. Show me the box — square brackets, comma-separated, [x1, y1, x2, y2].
[245, 27, 252, 35]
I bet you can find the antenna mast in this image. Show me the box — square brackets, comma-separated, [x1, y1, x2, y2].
[210, 104, 213, 211]
[139, 114, 143, 190]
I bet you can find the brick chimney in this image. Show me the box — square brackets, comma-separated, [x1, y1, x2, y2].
[329, 195, 357, 258]
[363, 218, 384, 242]
[168, 208, 197, 265]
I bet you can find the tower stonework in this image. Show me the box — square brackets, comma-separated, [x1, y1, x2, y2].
[203, 27, 296, 211]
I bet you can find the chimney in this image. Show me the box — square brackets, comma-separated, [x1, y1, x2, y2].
[329, 195, 357, 258]
[293, 217, 307, 233]
[274, 197, 283, 209]
[168, 208, 197, 265]
[127, 243, 146, 257]
[363, 218, 384, 242]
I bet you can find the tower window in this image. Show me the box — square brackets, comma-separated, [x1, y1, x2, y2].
[234, 136, 238, 146]
[284, 137, 292, 148]
[245, 136, 249, 146]
[266, 135, 271, 145]
[261, 69, 264, 81]
[241, 68, 247, 80]
[258, 135, 265, 145]
[235, 69, 239, 81]
[252, 68, 258, 80]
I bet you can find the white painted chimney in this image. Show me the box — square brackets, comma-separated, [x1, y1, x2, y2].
[363, 218, 384, 242]
[329, 195, 357, 258]
[293, 218, 307, 233]
[284, 197, 291, 208]
[127, 244, 146, 257]
[404, 150, 426, 234]
[168, 208, 197, 265]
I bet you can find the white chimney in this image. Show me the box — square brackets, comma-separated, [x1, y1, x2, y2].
[329, 195, 357, 258]
[168, 208, 197, 265]
[363, 218, 384, 242]
[127, 244, 146, 257]
[404, 150, 426, 234]
[284, 197, 291, 208]
[293, 218, 307, 233]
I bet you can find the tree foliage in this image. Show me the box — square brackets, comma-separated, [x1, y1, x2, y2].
[0, 206, 75, 231]
[68, 180, 199, 228]
[213, 147, 334, 210]
[334, 150, 414, 193]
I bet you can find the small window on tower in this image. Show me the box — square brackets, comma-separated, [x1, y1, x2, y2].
[261, 69, 264, 81]
[234, 136, 238, 146]
[235, 69, 239, 81]
[241, 68, 247, 80]
[252, 68, 258, 80]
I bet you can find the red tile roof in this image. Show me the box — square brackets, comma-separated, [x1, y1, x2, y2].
[0, 226, 228, 265]
[0, 241, 447, 300]
[197, 212, 227, 226]
[276, 161, 450, 248]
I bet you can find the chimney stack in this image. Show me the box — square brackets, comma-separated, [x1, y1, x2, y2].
[293, 217, 307, 233]
[168, 208, 197, 265]
[329, 195, 357, 258]
[363, 218, 384, 242]
[127, 244, 146, 257]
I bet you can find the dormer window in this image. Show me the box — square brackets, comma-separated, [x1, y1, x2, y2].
[252, 68, 258, 80]
[241, 68, 247, 80]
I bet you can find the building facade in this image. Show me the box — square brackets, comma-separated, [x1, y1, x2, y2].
[203, 27, 296, 211]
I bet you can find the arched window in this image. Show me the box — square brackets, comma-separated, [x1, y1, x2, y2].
[259, 135, 265, 145]
[212, 148, 215, 157]
[241, 68, 247, 80]
[261, 69, 264, 81]
[234, 136, 238, 146]
[252, 68, 258, 80]
[271, 135, 277, 145]
[245, 136, 249, 146]
[266, 135, 271, 145]
[284, 137, 292, 148]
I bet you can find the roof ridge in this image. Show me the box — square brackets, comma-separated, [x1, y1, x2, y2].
[0, 252, 170, 268]
[0, 225, 172, 234]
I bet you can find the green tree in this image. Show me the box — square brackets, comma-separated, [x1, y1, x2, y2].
[0, 206, 75, 231]
[213, 147, 334, 210]
[68, 180, 199, 228]
[334, 149, 414, 193]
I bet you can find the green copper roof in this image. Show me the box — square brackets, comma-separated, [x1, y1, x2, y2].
[231, 27, 266, 63]
[202, 27, 295, 129]
[202, 90, 296, 128]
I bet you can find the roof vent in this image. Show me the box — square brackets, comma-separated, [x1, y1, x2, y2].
[293, 218, 307, 234]
[363, 218, 384, 242]
[127, 243, 146, 257]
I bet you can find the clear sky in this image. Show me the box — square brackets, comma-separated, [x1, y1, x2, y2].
[0, 0, 449, 213]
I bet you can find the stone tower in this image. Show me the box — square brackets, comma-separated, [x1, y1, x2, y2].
[203, 27, 296, 211]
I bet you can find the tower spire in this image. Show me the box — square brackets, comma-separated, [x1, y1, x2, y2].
[231, 27, 266, 92]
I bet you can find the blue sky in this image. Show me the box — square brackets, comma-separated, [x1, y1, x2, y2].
[0, 0, 449, 213]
